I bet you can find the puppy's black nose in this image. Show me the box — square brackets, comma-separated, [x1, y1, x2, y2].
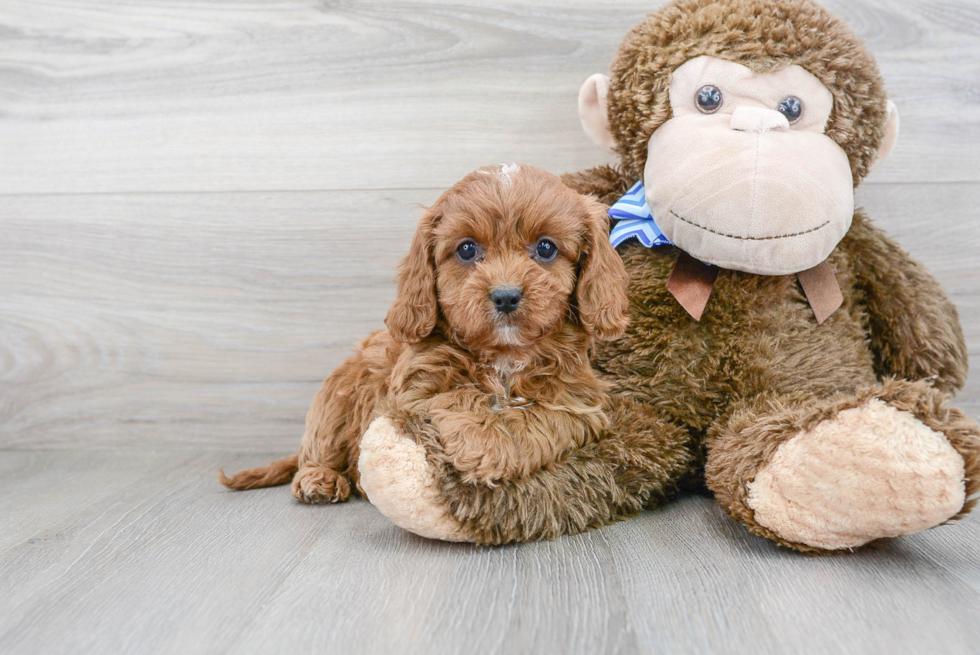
[491, 287, 522, 314]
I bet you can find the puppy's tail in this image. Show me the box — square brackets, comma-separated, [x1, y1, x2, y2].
[218, 453, 299, 490]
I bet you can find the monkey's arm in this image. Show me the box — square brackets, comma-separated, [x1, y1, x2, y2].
[373, 394, 694, 544]
[841, 211, 968, 393]
[561, 165, 633, 206]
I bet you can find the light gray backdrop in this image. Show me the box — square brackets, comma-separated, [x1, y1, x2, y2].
[0, 2, 978, 654]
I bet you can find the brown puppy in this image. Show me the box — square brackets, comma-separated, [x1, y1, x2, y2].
[220, 164, 629, 503]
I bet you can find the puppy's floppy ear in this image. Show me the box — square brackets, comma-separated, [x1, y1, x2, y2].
[385, 206, 440, 344]
[576, 198, 630, 340]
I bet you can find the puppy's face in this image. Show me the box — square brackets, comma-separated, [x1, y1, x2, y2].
[432, 168, 583, 349]
[386, 165, 630, 352]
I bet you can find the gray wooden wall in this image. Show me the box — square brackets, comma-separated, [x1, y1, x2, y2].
[2, 0, 978, 450]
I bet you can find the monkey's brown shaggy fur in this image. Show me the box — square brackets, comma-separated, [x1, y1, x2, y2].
[392, 0, 979, 551]
[219, 165, 631, 500]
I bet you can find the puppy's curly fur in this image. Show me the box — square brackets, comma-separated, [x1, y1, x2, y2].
[219, 164, 630, 502]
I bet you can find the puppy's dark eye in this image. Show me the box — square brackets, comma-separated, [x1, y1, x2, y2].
[534, 238, 558, 261]
[777, 96, 803, 123]
[696, 85, 723, 114]
[456, 240, 479, 262]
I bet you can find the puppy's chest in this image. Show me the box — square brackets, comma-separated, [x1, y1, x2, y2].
[482, 356, 535, 410]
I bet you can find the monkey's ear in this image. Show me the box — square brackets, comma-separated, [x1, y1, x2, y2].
[579, 73, 617, 153]
[868, 100, 900, 175]
[577, 199, 630, 340]
[385, 208, 440, 344]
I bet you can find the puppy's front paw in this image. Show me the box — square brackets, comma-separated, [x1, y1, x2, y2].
[291, 465, 351, 504]
[358, 416, 469, 542]
[435, 407, 566, 483]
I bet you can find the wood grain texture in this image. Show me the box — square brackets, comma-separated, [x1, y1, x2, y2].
[0, 451, 976, 655]
[1, 184, 976, 449]
[0, 451, 340, 655]
[0, 190, 429, 448]
[1, 0, 979, 195]
[602, 497, 980, 655]
[0, 3, 979, 652]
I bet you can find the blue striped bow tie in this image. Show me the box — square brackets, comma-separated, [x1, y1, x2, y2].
[608, 181, 673, 248]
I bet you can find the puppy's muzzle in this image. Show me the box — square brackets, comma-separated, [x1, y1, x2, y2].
[490, 287, 522, 315]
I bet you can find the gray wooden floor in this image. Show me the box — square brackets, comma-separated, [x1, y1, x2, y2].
[1, 1, 979, 654]
[2, 451, 979, 655]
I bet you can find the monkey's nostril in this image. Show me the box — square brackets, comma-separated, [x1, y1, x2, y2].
[490, 287, 522, 314]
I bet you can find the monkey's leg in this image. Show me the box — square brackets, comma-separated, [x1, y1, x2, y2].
[705, 380, 980, 553]
[358, 395, 694, 544]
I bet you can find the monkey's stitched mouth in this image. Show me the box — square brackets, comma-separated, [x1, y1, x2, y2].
[670, 210, 829, 241]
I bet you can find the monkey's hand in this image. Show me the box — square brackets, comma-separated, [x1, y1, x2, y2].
[357, 394, 694, 544]
[842, 211, 968, 393]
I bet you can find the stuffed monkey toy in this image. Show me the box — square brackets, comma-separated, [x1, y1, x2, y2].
[357, 0, 980, 553]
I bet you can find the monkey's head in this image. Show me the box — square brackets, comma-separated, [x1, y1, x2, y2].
[579, 0, 899, 275]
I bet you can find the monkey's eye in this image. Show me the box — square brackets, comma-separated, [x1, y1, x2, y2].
[695, 85, 723, 114]
[456, 240, 479, 262]
[777, 96, 803, 123]
[534, 238, 558, 261]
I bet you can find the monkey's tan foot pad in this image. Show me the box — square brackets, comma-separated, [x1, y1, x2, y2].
[358, 416, 469, 542]
[747, 399, 967, 550]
